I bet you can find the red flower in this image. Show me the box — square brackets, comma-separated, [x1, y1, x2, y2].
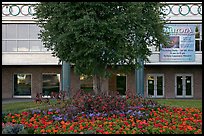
[48, 111, 53, 115]
[69, 126, 74, 130]
[104, 131, 109, 134]
[34, 125, 38, 129]
[138, 125, 143, 129]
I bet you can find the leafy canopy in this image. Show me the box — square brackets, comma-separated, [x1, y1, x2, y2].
[34, 2, 168, 77]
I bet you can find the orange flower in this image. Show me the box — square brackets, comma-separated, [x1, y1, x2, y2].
[132, 123, 136, 127]
[53, 129, 58, 133]
[40, 129, 45, 133]
[187, 125, 193, 131]
[136, 120, 141, 123]
[14, 114, 19, 117]
[115, 131, 120, 134]
[46, 129, 51, 133]
[12, 119, 16, 123]
[62, 125, 67, 129]
[171, 126, 176, 130]
[132, 130, 136, 134]
[163, 126, 168, 129]
[104, 131, 109, 134]
[125, 127, 130, 131]
[140, 108, 145, 110]
[60, 121, 65, 125]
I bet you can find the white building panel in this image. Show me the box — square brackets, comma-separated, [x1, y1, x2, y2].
[2, 52, 60, 65]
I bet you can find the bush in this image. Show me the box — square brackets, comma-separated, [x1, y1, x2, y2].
[2, 123, 25, 134]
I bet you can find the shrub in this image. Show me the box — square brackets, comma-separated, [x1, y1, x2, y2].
[2, 123, 25, 134]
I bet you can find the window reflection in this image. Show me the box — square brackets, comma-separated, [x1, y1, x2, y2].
[14, 74, 31, 96]
[80, 75, 93, 92]
[42, 74, 60, 95]
[2, 24, 44, 52]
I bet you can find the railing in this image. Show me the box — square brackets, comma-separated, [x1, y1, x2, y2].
[2, 3, 202, 17]
[162, 3, 202, 16]
[2, 4, 36, 16]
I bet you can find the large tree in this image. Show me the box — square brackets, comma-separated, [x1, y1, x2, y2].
[34, 2, 168, 94]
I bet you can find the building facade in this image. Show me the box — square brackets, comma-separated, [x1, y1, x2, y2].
[2, 2, 202, 99]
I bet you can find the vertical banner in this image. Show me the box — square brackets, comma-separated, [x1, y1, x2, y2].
[160, 24, 195, 62]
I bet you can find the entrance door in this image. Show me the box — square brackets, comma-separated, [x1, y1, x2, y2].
[147, 74, 164, 98]
[175, 74, 193, 98]
[116, 74, 126, 95]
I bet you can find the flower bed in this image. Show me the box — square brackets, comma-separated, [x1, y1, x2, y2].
[2, 90, 202, 134]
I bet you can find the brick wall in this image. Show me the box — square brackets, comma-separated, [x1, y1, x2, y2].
[2, 65, 202, 99]
[126, 65, 202, 99]
[2, 65, 80, 99]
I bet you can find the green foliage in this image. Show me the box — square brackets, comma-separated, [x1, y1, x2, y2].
[34, 2, 168, 77]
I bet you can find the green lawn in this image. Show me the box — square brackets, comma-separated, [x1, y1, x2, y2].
[2, 99, 59, 114]
[153, 99, 202, 111]
[2, 99, 202, 114]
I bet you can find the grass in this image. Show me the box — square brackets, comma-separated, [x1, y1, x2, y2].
[2, 98, 202, 114]
[152, 99, 202, 111]
[2, 99, 59, 114]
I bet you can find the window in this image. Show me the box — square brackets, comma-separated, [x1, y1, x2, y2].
[2, 24, 46, 52]
[175, 74, 193, 98]
[14, 74, 31, 97]
[80, 75, 93, 92]
[147, 74, 164, 98]
[42, 74, 60, 96]
[195, 24, 202, 51]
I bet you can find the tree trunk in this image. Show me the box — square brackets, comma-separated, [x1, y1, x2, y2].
[93, 75, 108, 95]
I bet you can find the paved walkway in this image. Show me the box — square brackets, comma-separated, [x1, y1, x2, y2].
[2, 98, 34, 104]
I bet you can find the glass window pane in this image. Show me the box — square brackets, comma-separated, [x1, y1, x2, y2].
[2, 25, 6, 39]
[17, 24, 29, 39]
[7, 41, 17, 51]
[195, 40, 200, 51]
[2, 40, 6, 51]
[195, 25, 200, 39]
[17, 41, 29, 51]
[80, 75, 93, 92]
[42, 74, 60, 95]
[7, 24, 16, 39]
[29, 24, 41, 39]
[157, 76, 163, 96]
[176, 76, 183, 96]
[30, 40, 42, 51]
[186, 76, 192, 95]
[14, 74, 31, 96]
[148, 76, 154, 96]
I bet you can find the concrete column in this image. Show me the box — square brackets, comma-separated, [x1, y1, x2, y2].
[62, 61, 71, 98]
[135, 58, 144, 97]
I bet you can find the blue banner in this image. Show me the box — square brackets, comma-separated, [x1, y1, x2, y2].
[160, 24, 195, 62]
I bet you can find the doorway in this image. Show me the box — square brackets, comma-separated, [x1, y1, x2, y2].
[116, 74, 126, 95]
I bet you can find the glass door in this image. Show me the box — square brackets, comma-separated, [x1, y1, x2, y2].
[147, 74, 164, 98]
[175, 74, 193, 98]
